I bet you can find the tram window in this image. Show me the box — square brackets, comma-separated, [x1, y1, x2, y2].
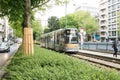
[65, 37, 78, 44]
[65, 30, 78, 36]
[71, 37, 78, 43]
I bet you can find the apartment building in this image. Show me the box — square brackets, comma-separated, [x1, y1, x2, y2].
[0, 17, 5, 43]
[75, 4, 99, 18]
[108, 0, 120, 40]
[99, 0, 120, 41]
[0, 16, 13, 43]
[99, 0, 108, 42]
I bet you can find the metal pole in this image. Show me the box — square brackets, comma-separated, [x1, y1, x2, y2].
[65, 1, 67, 28]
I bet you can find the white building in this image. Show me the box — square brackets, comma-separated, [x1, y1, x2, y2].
[0, 17, 5, 43]
[99, 0, 108, 42]
[108, 0, 120, 40]
[75, 4, 99, 18]
[99, 0, 120, 41]
[0, 16, 13, 43]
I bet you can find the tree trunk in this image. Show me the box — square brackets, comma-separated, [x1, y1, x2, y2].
[22, 0, 34, 55]
[23, 28, 33, 55]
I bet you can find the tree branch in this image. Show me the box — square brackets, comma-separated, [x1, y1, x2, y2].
[31, 0, 50, 9]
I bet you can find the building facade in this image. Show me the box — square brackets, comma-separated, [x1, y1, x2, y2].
[0, 16, 13, 43]
[99, 0, 108, 42]
[99, 0, 120, 41]
[108, 0, 120, 40]
[75, 4, 99, 18]
[0, 17, 5, 43]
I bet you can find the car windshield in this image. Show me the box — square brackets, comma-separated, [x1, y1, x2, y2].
[0, 42, 7, 47]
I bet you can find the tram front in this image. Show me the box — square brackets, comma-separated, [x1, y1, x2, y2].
[64, 28, 79, 52]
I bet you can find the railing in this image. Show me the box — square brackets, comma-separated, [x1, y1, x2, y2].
[80, 42, 120, 53]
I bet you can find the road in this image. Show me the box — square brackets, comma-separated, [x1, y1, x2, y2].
[0, 43, 20, 78]
[0, 43, 20, 66]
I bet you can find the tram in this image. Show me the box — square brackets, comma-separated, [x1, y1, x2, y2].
[40, 28, 79, 52]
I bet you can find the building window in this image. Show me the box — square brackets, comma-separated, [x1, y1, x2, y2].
[112, 5, 116, 10]
[109, 31, 112, 36]
[112, 0, 117, 3]
[117, 3, 120, 8]
[112, 11, 116, 17]
[112, 31, 116, 36]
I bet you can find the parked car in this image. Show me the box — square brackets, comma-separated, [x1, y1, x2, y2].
[8, 40, 14, 45]
[15, 38, 22, 44]
[0, 42, 10, 52]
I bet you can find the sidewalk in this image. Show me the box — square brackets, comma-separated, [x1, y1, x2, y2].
[79, 50, 120, 59]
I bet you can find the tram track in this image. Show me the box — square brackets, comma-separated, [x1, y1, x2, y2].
[67, 52, 120, 71]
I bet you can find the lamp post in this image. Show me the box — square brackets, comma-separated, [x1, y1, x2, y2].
[65, 1, 67, 28]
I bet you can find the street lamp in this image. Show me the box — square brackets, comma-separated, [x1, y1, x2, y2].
[65, 0, 76, 28]
[65, 1, 67, 28]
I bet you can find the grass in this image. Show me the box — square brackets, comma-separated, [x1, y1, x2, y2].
[2, 45, 120, 80]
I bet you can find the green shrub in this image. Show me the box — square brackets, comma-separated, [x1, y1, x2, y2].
[2, 45, 120, 80]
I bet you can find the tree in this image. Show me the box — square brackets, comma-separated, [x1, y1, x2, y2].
[32, 19, 43, 41]
[59, 11, 98, 41]
[60, 11, 98, 32]
[10, 20, 23, 37]
[117, 11, 120, 40]
[59, 13, 77, 28]
[0, 0, 67, 55]
[48, 16, 60, 31]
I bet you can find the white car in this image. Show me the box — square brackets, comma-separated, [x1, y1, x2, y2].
[0, 42, 10, 52]
[8, 40, 14, 45]
[16, 38, 22, 44]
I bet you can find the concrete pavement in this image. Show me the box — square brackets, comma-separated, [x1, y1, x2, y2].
[79, 50, 120, 59]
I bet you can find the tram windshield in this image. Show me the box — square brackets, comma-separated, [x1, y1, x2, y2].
[64, 29, 78, 44]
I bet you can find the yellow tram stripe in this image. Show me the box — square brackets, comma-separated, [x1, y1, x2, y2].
[65, 44, 79, 48]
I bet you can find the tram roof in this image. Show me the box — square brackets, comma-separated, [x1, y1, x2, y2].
[41, 28, 78, 37]
[63, 28, 78, 30]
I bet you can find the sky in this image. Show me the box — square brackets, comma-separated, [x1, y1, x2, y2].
[35, 0, 100, 26]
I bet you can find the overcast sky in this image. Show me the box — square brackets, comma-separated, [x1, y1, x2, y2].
[47, 0, 100, 18]
[35, 0, 100, 26]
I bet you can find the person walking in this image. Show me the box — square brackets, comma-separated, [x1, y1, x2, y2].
[112, 39, 118, 57]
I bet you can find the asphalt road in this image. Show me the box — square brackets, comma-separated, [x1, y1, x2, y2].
[0, 43, 20, 67]
[0, 43, 20, 78]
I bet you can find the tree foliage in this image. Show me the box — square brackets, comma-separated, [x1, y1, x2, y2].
[0, 0, 67, 22]
[48, 16, 60, 31]
[117, 11, 120, 38]
[0, 0, 68, 35]
[59, 11, 98, 34]
[59, 14, 77, 28]
[118, 11, 120, 31]
[32, 19, 43, 40]
[10, 21, 23, 37]
[0, 0, 70, 54]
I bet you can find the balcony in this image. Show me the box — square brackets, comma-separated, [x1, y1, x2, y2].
[100, 23, 107, 26]
[100, 33, 107, 37]
[100, 29, 107, 32]
[100, 6, 107, 10]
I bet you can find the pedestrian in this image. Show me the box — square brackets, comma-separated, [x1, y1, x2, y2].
[112, 39, 118, 57]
